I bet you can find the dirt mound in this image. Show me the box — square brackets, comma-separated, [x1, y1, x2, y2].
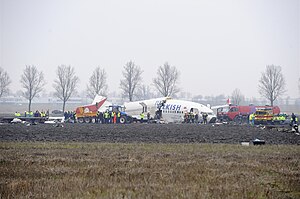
[0, 123, 299, 145]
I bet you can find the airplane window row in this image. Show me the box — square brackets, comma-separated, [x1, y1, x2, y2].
[163, 110, 183, 114]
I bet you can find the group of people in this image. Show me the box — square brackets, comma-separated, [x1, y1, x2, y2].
[184, 112, 208, 124]
[239, 112, 298, 126]
[15, 110, 49, 118]
[64, 111, 76, 122]
[139, 112, 151, 123]
[63, 110, 123, 124]
[99, 110, 122, 124]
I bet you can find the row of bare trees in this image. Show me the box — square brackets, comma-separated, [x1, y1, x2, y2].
[0, 61, 181, 111]
[119, 61, 180, 101]
[0, 64, 290, 111]
[19, 65, 79, 112]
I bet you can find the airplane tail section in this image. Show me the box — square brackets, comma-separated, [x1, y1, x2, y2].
[92, 95, 107, 105]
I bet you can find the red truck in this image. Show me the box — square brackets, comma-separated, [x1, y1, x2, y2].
[216, 105, 280, 123]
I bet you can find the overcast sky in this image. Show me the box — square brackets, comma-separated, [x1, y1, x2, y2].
[0, 0, 299, 99]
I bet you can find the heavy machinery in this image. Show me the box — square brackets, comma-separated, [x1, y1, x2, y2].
[105, 105, 132, 124]
[75, 97, 106, 123]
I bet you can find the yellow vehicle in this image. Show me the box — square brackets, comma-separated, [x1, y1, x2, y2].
[254, 108, 274, 125]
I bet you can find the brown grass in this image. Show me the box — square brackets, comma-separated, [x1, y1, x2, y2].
[0, 142, 299, 199]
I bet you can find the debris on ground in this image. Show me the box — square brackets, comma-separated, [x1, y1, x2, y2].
[11, 118, 22, 124]
[252, 138, 266, 145]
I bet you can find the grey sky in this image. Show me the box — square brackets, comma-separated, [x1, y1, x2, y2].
[1, 0, 299, 99]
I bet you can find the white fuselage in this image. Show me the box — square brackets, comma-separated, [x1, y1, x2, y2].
[124, 97, 216, 123]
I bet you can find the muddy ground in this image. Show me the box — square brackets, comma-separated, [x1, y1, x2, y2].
[0, 123, 299, 145]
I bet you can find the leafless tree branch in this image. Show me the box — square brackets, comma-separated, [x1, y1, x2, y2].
[87, 67, 108, 99]
[120, 61, 143, 101]
[231, 88, 244, 105]
[0, 67, 11, 98]
[153, 62, 180, 97]
[53, 65, 79, 112]
[258, 65, 286, 106]
[136, 84, 154, 100]
[20, 65, 46, 111]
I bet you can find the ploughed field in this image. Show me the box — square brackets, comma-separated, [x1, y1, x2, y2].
[0, 123, 299, 144]
[1, 123, 300, 198]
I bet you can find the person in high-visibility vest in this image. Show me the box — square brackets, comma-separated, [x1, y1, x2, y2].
[104, 110, 109, 124]
[140, 112, 145, 123]
[117, 112, 121, 123]
[249, 113, 255, 125]
[14, 112, 21, 117]
[111, 111, 115, 124]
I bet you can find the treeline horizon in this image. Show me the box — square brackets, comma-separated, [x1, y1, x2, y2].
[0, 64, 295, 111]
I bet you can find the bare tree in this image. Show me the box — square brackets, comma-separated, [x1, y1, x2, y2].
[0, 67, 11, 98]
[231, 88, 244, 105]
[53, 65, 79, 112]
[136, 84, 154, 100]
[258, 65, 286, 106]
[87, 67, 108, 99]
[20, 65, 46, 111]
[120, 61, 143, 101]
[153, 62, 180, 97]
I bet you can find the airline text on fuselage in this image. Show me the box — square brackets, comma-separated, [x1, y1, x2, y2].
[155, 101, 181, 111]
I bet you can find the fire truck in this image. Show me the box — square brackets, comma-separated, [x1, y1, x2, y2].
[216, 105, 280, 123]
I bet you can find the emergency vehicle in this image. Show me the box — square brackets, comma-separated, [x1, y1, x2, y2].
[254, 108, 274, 124]
[216, 105, 280, 123]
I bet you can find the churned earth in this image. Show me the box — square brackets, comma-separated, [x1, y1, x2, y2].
[0, 123, 299, 145]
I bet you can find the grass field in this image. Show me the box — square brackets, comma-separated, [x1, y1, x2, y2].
[0, 142, 299, 198]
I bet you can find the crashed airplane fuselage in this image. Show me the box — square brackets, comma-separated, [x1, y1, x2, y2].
[124, 97, 217, 123]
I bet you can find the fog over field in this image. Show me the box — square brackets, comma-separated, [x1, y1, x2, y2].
[1, 0, 299, 99]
